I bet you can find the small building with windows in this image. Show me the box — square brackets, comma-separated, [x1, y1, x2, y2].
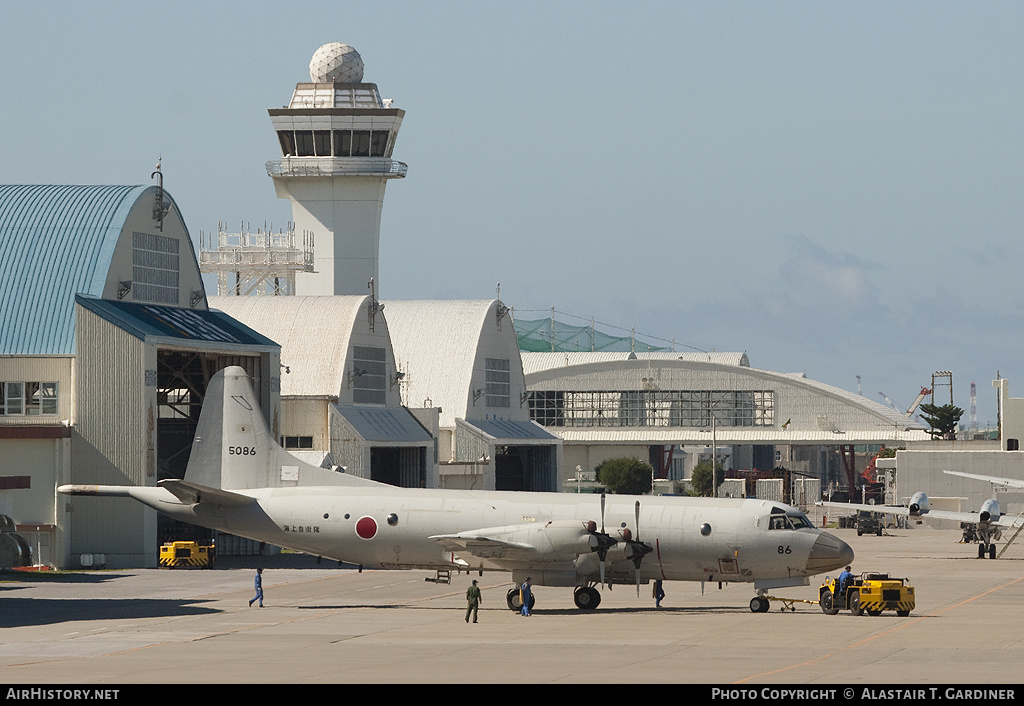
[0, 184, 281, 569]
[210, 295, 437, 488]
[383, 300, 562, 491]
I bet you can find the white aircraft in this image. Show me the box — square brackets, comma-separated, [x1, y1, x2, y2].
[60, 367, 853, 613]
[818, 470, 1024, 559]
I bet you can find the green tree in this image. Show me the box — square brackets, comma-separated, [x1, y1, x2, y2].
[688, 459, 725, 497]
[595, 457, 653, 495]
[918, 403, 965, 440]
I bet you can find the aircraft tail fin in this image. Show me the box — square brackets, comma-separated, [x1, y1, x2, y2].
[184, 366, 383, 491]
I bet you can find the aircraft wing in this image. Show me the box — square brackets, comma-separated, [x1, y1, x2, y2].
[430, 534, 539, 563]
[944, 470, 1024, 491]
[817, 501, 910, 517]
[817, 500, 1024, 529]
[430, 520, 592, 568]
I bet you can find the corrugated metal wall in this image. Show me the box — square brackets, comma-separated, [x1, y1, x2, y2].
[71, 305, 154, 567]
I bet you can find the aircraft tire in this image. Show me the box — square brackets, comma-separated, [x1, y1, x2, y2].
[979, 543, 987, 559]
[990, 544, 997, 559]
[749, 596, 769, 613]
[506, 588, 536, 612]
[573, 586, 601, 610]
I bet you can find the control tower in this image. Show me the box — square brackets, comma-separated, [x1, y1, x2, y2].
[266, 42, 407, 295]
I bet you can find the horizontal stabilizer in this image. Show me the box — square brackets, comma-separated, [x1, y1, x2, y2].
[158, 479, 255, 506]
[57, 484, 133, 497]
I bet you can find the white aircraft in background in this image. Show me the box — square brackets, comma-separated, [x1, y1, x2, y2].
[818, 469, 1024, 559]
[60, 367, 853, 613]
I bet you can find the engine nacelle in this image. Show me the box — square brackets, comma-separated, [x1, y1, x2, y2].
[980, 498, 1000, 523]
[909, 491, 929, 515]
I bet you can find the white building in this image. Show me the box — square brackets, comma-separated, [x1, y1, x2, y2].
[210, 295, 437, 487]
[384, 300, 562, 491]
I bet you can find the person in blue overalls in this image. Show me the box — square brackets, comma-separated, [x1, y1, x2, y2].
[249, 567, 264, 608]
[835, 565, 853, 606]
[520, 577, 532, 616]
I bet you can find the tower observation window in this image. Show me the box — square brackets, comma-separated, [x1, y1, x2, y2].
[278, 129, 394, 158]
[313, 130, 332, 156]
[295, 131, 315, 156]
[351, 130, 371, 156]
[369, 131, 389, 157]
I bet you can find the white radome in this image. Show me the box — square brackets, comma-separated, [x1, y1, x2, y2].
[309, 42, 364, 83]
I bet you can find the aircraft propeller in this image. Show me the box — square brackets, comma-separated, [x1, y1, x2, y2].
[622, 500, 653, 595]
[586, 493, 617, 587]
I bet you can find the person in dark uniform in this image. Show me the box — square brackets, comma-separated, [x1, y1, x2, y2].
[465, 579, 482, 623]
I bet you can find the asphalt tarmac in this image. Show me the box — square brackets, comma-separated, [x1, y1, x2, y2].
[2, 522, 1023, 686]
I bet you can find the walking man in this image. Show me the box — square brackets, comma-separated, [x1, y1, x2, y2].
[248, 567, 264, 608]
[465, 579, 482, 623]
[653, 579, 665, 608]
[520, 577, 532, 616]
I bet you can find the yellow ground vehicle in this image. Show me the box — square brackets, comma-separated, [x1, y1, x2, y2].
[159, 541, 215, 568]
[819, 572, 914, 616]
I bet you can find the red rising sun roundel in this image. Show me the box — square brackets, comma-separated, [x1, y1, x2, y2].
[355, 516, 377, 539]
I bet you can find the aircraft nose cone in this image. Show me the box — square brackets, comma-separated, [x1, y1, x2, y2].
[806, 531, 854, 573]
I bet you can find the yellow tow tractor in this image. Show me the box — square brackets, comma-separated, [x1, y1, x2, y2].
[159, 541, 215, 568]
[819, 571, 914, 616]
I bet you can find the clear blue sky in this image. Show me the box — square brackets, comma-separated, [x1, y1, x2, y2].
[3, 1, 1022, 427]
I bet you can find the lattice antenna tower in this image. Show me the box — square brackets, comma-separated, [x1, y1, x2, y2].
[198, 221, 315, 296]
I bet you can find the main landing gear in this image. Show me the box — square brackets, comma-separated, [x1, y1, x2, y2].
[573, 586, 602, 610]
[506, 587, 536, 612]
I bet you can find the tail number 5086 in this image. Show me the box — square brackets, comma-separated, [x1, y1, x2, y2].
[229, 446, 257, 456]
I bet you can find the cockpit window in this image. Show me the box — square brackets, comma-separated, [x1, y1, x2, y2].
[787, 512, 813, 529]
[767, 512, 813, 530]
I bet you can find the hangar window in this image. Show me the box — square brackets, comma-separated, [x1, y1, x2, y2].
[485, 358, 510, 408]
[282, 436, 314, 449]
[1, 382, 58, 416]
[352, 346, 386, 405]
[527, 389, 774, 428]
[132, 232, 180, 304]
